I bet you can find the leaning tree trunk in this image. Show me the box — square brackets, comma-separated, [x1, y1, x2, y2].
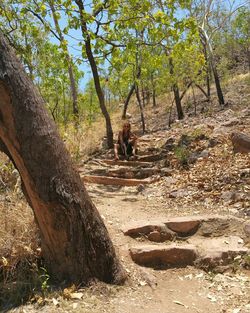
[210, 56, 225, 106]
[200, 29, 225, 106]
[122, 82, 135, 119]
[0, 31, 126, 285]
[135, 84, 146, 134]
[169, 57, 184, 120]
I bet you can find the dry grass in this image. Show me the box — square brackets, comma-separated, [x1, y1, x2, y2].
[0, 158, 41, 309]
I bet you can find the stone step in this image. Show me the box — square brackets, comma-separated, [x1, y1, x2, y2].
[81, 175, 160, 186]
[122, 215, 244, 240]
[129, 237, 249, 270]
[130, 244, 197, 268]
[190, 236, 249, 269]
[137, 153, 166, 162]
[85, 167, 172, 180]
[99, 159, 153, 168]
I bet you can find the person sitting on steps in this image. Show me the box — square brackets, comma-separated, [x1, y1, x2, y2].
[114, 122, 138, 160]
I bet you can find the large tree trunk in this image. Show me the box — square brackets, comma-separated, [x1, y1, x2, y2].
[76, 0, 114, 148]
[0, 31, 125, 285]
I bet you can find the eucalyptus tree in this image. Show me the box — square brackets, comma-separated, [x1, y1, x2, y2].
[0, 30, 126, 285]
[189, 0, 248, 106]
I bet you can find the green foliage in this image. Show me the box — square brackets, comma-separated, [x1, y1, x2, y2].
[0, 0, 248, 127]
[39, 267, 50, 296]
[174, 146, 190, 166]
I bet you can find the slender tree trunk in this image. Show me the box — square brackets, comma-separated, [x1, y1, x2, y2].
[122, 83, 135, 119]
[200, 29, 225, 106]
[76, 0, 113, 148]
[210, 55, 225, 105]
[49, 1, 79, 118]
[192, 85, 197, 116]
[0, 31, 125, 285]
[169, 57, 184, 120]
[135, 84, 146, 134]
[203, 44, 211, 99]
[151, 73, 156, 107]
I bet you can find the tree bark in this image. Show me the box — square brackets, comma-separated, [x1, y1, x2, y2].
[200, 29, 225, 106]
[151, 73, 156, 107]
[0, 31, 126, 285]
[76, 0, 114, 148]
[135, 84, 146, 134]
[169, 57, 184, 120]
[122, 82, 135, 119]
[49, 1, 79, 118]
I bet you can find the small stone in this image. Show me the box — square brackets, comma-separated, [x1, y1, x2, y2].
[244, 223, 250, 237]
[137, 184, 145, 193]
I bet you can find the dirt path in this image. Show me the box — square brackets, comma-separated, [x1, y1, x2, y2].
[11, 100, 250, 313]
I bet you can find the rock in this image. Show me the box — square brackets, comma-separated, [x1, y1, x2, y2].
[178, 134, 191, 147]
[231, 132, 250, 153]
[165, 216, 201, 235]
[207, 138, 219, 148]
[148, 229, 175, 242]
[194, 236, 249, 269]
[147, 231, 161, 242]
[188, 152, 200, 164]
[220, 191, 237, 201]
[137, 184, 145, 193]
[199, 217, 230, 237]
[163, 137, 175, 151]
[122, 221, 167, 237]
[199, 150, 209, 159]
[222, 118, 239, 127]
[243, 223, 250, 237]
[169, 189, 189, 198]
[130, 244, 197, 267]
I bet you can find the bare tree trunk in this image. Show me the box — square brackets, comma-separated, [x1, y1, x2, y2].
[210, 56, 225, 105]
[200, 29, 225, 106]
[49, 1, 79, 118]
[0, 31, 125, 285]
[151, 73, 156, 107]
[204, 44, 211, 99]
[135, 84, 146, 134]
[122, 83, 135, 119]
[76, 0, 114, 148]
[169, 57, 184, 120]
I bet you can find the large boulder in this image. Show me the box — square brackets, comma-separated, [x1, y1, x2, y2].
[231, 132, 250, 153]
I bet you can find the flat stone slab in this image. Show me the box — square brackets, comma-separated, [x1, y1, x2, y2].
[137, 154, 166, 162]
[192, 236, 249, 269]
[88, 167, 165, 179]
[130, 244, 197, 267]
[99, 159, 153, 168]
[81, 175, 160, 186]
[122, 215, 244, 240]
[129, 237, 249, 270]
[165, 216, 201, 235]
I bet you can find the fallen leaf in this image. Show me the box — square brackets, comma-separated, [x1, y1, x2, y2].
[52, 298, 59, 306]
[173, 300, 188, 308]
[70, 292, 84, 300]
